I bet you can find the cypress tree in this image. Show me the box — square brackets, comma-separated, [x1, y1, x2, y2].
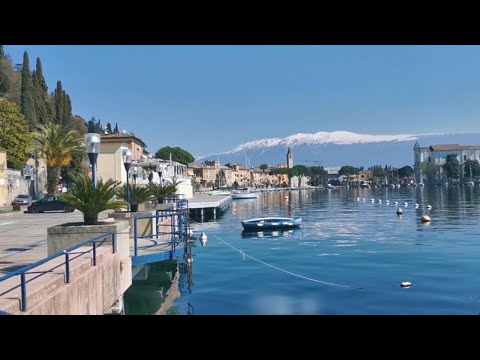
[20, 51, 37, 130]
[114, 122, 119, 134]
[54, 81, 63, 124]
[66, 94, 72, 122]
[35, 57, 50, 124]
[62, 89, 69, 125]
[106, 122, 112, 134]
[0, 45, 4, 59]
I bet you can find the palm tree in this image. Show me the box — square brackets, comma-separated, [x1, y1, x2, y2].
[59, 173, 126, 225]
[117, 183, 152, 212]
[147, 183, 177, 204]
[33, 123, 84, 194]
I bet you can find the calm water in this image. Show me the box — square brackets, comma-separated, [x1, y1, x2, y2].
[125, 186, 480, 315]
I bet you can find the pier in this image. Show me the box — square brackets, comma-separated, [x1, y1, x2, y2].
[188, 194, 232, 221]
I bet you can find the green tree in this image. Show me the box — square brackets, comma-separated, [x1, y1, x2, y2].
[53, 81, 64, 124]
[155, 146, 194, 166]
[33, 58, 50, 125]
[398, 165, 414, 178]
[59, 173, 126, 225]
[71, 115, 88, 135]
[464, 159, 480, 179]
[20, 51, 37, 130]
[421, 163, 437, 184]
[87, 117, 103, 133]
[443, 154, 460, 180]
[0, 99, 32, 169]
[338, 166, 359, 176]
[0, 48, 21, 105]
[260, 164, 268, 170]
[106, 122, 112, 134]
[33, 123, 83, 194]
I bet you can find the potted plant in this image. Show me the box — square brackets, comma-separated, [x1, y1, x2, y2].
[47, 173, 130, 257]
[147, 183, 177, 205]
[59, 173, 126, 225]
[117, 183, 152, 212]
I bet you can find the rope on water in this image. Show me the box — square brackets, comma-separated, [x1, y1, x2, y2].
[210, 232, 350, 288]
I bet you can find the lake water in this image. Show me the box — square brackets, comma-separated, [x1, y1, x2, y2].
[125, 186, 480, 315]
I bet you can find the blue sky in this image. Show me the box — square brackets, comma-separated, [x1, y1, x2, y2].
[5, 45, 480, 156]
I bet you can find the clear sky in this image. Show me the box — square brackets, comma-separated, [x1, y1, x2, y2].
[5, 45, 480, 157]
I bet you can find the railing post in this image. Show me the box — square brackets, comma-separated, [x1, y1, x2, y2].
[134, 218, 138, 257]
[20, 273, 27, 312]
[112, 233, 117, 254]
[92, 241, 97, 266]
[64, 250, 70, 283]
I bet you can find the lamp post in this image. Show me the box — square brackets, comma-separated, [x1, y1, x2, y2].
[122, 149, 133, 211]
[85, 133, 101, 188]
[132, 166, 138, 184]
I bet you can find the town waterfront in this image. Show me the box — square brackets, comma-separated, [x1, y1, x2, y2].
[125, 186, 480, 315]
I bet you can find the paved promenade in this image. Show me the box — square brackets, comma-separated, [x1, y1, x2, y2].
[0, 209, 109, 275]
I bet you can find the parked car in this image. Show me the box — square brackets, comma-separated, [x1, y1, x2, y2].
[12, 194, 31, 206]
[27, 194, 75, 213]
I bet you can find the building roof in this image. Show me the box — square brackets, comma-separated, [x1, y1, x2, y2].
[429, 144, 480, 151]
[101, 133, 147, 148]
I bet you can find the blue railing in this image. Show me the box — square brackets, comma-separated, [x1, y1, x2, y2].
[0, 232, 116, 313]
[132, 200, 189, 261]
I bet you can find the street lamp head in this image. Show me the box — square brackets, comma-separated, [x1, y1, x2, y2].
[122, 149, 133, 164]
[84, 133, 101, 154]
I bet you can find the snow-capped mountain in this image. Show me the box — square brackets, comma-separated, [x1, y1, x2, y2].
[196, 131, 480, 167]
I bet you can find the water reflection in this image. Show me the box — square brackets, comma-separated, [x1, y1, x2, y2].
[124, 247, 194, 315]
[241, 228, 304, 239]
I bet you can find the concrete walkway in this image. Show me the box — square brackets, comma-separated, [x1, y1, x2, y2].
[0, 209, 110, 275]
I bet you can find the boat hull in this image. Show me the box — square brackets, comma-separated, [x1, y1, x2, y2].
[241, 217, 302, 230]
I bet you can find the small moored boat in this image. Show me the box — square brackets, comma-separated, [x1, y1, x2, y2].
[241, 217, 302, 230]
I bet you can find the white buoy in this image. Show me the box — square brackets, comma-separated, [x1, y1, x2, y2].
[400, 281, 412, 288]
[414, 203, 419, 208]
[421, 215, 431, 223]
[427, 205, 432, 209]
[378, 199, 382, 203]
[394, 201, 398, 205]
[371, 199, 375, 203]
[356, 197, 360, 201]
[404, 202, 408, 207]
[396, 208, 403, 215]
[386, 200, 390, 204]
[199, 232, 208, 246]
[362, 198, 366, 202]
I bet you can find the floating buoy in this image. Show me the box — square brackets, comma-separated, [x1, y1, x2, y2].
[404, 202, 408, 207]
[394, 201, 398, 205]
[356, 197, 360, 201]
[199, 232, 208, 246]
[396, 208, 403, 215]
[427, 205, 432, 209]
[400, 281, 412, 288]
[362, 198, 366, 202]
[187, 228, 194, 236]
[378, 199, 382, 203]
[371, 199, 375, 203]
[414, 203, 419, 208]
[386, 200, 390, 204]
[421, 215, 431, 223]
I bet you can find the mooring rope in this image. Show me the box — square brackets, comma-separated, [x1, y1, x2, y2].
[209, 232, 350, 288]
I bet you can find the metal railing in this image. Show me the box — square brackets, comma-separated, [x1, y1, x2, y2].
[0, 232, 116, 313]
[132, 199, 189, 260]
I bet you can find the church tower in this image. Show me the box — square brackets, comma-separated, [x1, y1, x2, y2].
[413, 141, 423, 184]
[287, 147, 293, 169]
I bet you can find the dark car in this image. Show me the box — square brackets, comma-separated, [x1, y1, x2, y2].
[12, 194, 31, 206]
[27, 195, 75, 213]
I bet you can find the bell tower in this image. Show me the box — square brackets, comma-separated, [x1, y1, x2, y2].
[287, 147, 293, 169]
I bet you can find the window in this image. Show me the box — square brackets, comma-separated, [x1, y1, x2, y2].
[464, 155, 467, 161]
[428, 156, 431, 163]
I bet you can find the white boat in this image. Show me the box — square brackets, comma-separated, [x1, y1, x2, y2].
[231, 190, 259, 199]
[206, 190, 232, 196]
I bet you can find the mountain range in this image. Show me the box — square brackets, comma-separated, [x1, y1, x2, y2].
[196, 131, 480, 168]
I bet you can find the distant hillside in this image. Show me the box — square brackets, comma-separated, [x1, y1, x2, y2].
[196, 131, 480, 167]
